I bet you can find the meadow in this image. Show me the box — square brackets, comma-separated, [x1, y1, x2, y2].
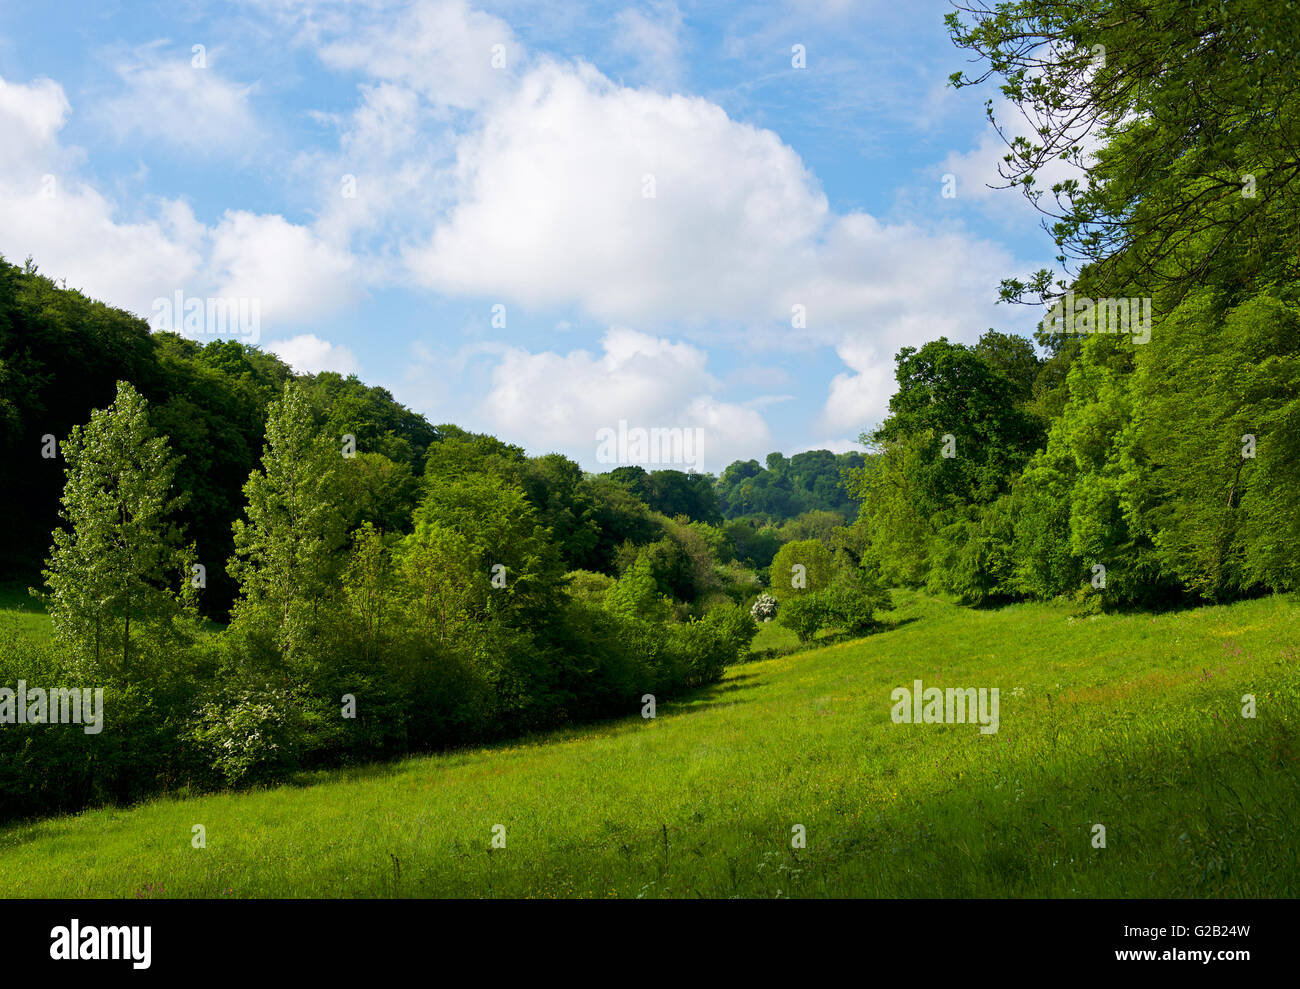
[1, 587, 1296, 898]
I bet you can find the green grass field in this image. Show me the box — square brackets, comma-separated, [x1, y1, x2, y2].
[2, 589, 1297, 898]
[0, 582, 53, 645]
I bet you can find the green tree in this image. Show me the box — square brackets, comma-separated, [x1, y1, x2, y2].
[342, 522, 396, 665]
[227, 382, 345, 673]
[41, 380, 193, 676]
[604, 554, 673, 623]
[768, 539, 835, 601]
[396, 524, 478, 647]
[948, 0, 1298, 309]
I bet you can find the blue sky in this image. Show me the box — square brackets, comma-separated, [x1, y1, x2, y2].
[0, 0, 1063, 473]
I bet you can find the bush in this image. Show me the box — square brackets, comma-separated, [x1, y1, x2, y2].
[565, 569, 616, 606]
[750, 592, 779, 622]
[778, 593, 829, 643]
[768, 539, 835, 600]
[184, 686, 301, 788]
[704, 602, 759, 659]
[777, 564, 891, 644]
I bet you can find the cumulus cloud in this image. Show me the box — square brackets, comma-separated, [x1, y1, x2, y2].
[819, 338, 894, 436]
[0, 75, 70, 167]
[268, 333, 359, 375]
[406, 58, 828, 325]
[404, 56, 1022, 343]
[0, 72, 361, 331]
[481, 327, 770, 471]
[207, 211, 361, 327]
[0, 73, 202, 313]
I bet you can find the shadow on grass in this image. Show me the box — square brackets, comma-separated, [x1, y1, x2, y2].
[958, 584, 1283, 620]
[747, 616, 922, 660]
[666, 679, 755, 711]
[271, 672, 774, 792]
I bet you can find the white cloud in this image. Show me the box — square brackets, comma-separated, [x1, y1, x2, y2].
[318, 0, 520, 110]
[207, 211, 361, 326]
[268, 333, 359, 375]
[0, 72, 362, 332]
[302, 81, 458, 251]
[0, 75, 70, 166]
[402, 56, 1024, 349]
[819, 338, 894, 436]
[481, 327, 770, 471]
[612, 1, 685, 90]
[407, 58, 827, 325]
[0, 74, 202, 313]
[803, 213, 1030, 436]
[795, 212, 1019, 338]
[96, 47, 261, 155]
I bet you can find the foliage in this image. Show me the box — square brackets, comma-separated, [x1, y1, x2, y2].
[947, 0, 1299, 309]
[768, 539, 835, 601]
[714, 449, 865, 520]
[750, 592, 778, 622]
[227, 382, 346, 674]
[184, 687, 300, 788]
[40, 380, 195, 677]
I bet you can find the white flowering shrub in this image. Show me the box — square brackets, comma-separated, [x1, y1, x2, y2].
[185, 688, 298, 788]
[751, 593, 779, 623]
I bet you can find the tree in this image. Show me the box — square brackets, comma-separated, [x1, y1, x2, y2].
[396, 524, 478, 647]
[974, 329, 1041, 401]
[227, 381, 345, 673]
[872, 338, 1045, 511]
[604, 554, 673, 623]
[41, 380, 193, 676]
[342, 523, 396, 665]
[768, 539, 835, 601]
[413, 472, 566, 626]
[574, 475, 661, 573]
[521, 453, 599, 567]
[947, 0, 1299, 309]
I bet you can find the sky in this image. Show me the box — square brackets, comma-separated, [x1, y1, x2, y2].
[0, 0, 1067, 474]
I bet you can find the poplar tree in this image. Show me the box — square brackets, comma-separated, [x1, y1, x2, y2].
[228, 381, 344, 673]
[41, 380, 192, 676]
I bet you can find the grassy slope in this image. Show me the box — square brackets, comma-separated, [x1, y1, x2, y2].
[0, 582, 52, 644]
[1, 589, 1297, 898]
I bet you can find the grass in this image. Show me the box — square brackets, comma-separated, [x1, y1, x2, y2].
[1, 588, 1297, 898]
[744, 615, 803, 658]
[0, 581, 53, 644]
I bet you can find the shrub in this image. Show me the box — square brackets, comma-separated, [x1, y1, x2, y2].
[704, 602, 759, 659]
[565, 569, 616, 606]
[777, 564, 891, 644]
[184, 687, 300, 788]
[778, 593, 829, 643]
[750, 592, 779, 622]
